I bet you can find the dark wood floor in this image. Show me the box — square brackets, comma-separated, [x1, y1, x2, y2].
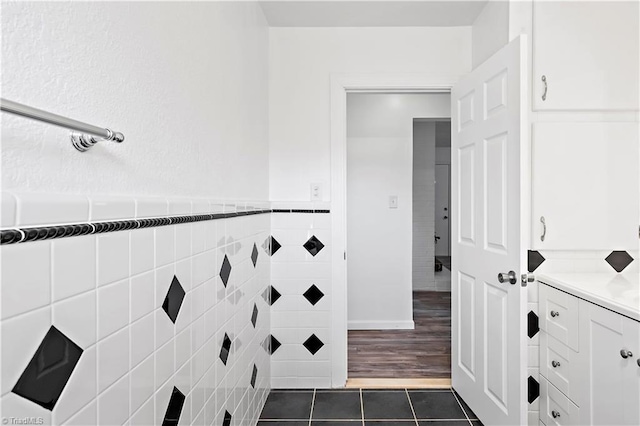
[348, 291, 451, 378]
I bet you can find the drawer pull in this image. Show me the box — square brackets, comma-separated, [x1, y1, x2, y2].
[551, 360, 561, 368]
[552, 410, 561, 419]
[550, 310, 560, 318]
[637, 358, 640, 367]
[620, 349, 633, 359]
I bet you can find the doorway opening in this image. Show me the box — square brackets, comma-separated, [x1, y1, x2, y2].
[345, 92, 452, 381]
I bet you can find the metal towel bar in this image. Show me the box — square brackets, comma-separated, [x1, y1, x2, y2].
[0, 98, 124, 152]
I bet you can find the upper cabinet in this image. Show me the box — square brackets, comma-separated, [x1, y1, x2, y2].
[531, 122, 639, 250]
[533, 1, 639, 111]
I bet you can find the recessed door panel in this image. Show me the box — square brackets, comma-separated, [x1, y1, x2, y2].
[484, 70, 508, 119]
[484, 282, 508, 412]
[458, 271, 476, 378]
[458, 144, 475, 245]
[484, 133, 508, 253]
[458, 91, 475, 131]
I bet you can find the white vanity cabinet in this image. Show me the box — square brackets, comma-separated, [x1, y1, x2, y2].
[532, 0, 639, 111]
[577, 300, 640, 426]
[539, 281, 640, 426]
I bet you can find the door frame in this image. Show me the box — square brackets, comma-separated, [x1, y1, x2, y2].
[330, 73, 462, 387]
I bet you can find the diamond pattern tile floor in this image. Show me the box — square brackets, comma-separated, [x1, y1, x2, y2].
[259, 389, 483, 425]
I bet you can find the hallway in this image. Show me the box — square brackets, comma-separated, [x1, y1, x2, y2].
[348, 292, 451, 378]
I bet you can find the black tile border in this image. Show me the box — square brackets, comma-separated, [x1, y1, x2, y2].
[0, 208, 330, 245]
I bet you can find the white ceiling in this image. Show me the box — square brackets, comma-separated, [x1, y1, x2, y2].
[260, 1, 489, 27]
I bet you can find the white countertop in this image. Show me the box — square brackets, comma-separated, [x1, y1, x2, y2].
[537, 272, 640, 322]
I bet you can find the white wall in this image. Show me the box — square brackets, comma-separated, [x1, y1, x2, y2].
[472, 0, 509, 68]
[269, 27, 471, 202]
[346, 94, 450, 329]
[1, 1, 269, 201]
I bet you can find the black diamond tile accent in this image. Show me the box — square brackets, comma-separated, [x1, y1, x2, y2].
[162, 386, 185, 426]
[605, 250, 634, 273]
[12, 326, 83, 410]
[303, 284, 325, 306]
[251, 303, 259, 328]
[220, 255, 232, 287]
[269, 285, 281, 306]
[263, 236, 281, 256]
[251, 364, 258, 388]
[251, 243, 259, 267]
[269, 335, 281, 355]
[162, 275, 186, 324]
[303, 235, 325, 256]
[527, 311, 539, 339]
[223, 410, 232, 426]
[528, 375, 540, 404]
[303, 334, 324, 355]
[220, 333, 232, 365]
[528, 250, 546, 273]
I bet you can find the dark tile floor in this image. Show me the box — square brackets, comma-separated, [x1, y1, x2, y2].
[258, 389, 483, 425]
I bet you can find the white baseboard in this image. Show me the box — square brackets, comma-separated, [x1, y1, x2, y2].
[347, 320, 415, 330]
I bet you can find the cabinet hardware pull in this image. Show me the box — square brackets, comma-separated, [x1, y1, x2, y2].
[637, 358, 640, 367]
[551, 360, 561, 368]
[550, 310, 559, 318]
[552, 410, 561, 419]
[542, 75, 548, 101]
[540, 216, 546, 242]
[620, 349, 633, 359]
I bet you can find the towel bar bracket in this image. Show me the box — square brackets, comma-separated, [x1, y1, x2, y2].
[70, 129, 124, 152]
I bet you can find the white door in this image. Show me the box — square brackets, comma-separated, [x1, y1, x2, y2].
[451, 37, 528, 425]
[434, 164, 450, 257]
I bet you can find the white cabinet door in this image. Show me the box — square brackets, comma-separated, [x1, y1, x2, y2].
[578, 301, 640, 425]
[531, 122, 639, 250]
[532, 0, 639, 111]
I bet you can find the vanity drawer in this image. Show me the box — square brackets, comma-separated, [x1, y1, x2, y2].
[540, 284, 580, 351]
[540, 376, 581, 426]
[540, 332, 579, 404]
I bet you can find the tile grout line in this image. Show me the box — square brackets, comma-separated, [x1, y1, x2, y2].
[308, 388, 316, 426]
[360, 388, 365, 426]
[405, 388, 420, 426]
[450, 388, 473, 425]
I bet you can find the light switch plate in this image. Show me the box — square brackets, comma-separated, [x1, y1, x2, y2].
[389, 196, 398, 209]
[310, 183, 322, 201]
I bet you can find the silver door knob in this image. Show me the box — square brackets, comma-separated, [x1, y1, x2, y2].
[551, 360, 561, 368]
[498, 271, 517, 285]
[552, 410, 561, 419]
[550, 310, 560, 318]
[620, 349, 633, 359]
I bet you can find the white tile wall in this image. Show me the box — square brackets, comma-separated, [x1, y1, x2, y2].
[270, 211, 332, 389]
[0, 194, 271, 425]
